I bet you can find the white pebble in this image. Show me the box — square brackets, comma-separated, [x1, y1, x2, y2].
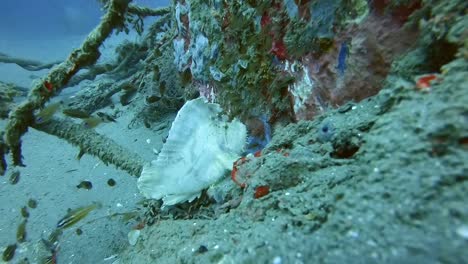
[128, 229, 141, 246]
[456, 225, 468, 239]
[272, 256, 282, 264]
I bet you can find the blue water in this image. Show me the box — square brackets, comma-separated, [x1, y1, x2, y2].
[0, 0, 168, 39]
[0, 0, 169, 86]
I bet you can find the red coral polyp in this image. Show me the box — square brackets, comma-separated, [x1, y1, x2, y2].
[254, 185, 270, 199]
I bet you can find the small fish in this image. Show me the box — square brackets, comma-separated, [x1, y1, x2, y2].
[62, 108, 91, 119]
[82, 116, 103, 128]
[96, 112, 117, 123]
[2, 243, 16, 261]
[181, 69, 193, 86]
[28, 199, 38, 209]
[146, 95, 161, 104]
[159, 81, 166, 95]
[120, 89, 137, 106]
[56, 203, 101, 229]
[9, 170, 20, 185]
[76, 181, 93, 190]
[21, 206, 29, 218]
[107, 178, 116, 187]
[0, 146, 6, 176]
[119, 211, 139, 222]
[16, 220, 27, 243]
[36, 102, 61, 123]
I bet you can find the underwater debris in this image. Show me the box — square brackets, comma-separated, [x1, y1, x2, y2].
[33, 114, 144, 176]
[0, 82, 24, 119]
[0, 51, 59, 72]
[4, 0, 132, 167]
